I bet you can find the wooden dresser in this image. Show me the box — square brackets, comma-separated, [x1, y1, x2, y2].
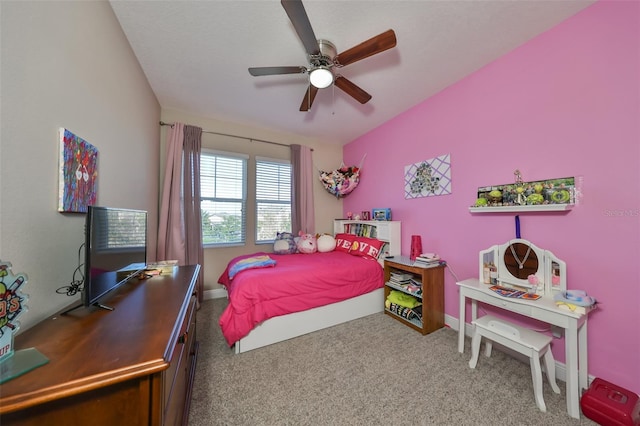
[0, 264, 200, 426]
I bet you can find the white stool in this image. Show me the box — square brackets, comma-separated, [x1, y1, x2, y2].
[468, 315, 561, 412]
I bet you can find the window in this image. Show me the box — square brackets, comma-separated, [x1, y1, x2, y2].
[256, 157, 291, 243]
[200, 150, 247, 247]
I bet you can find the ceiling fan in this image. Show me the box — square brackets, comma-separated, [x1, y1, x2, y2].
[248, 0, 397, 111]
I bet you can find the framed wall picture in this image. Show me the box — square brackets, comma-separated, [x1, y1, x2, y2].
[404, 153, 452, 199]
[58, 128, 98, 213]
[372, 208, 392, 221]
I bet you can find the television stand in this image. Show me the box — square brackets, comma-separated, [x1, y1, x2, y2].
[1, 265, 200, 426]
[93, 302, 114, 311]
[59, 301, 114, 315]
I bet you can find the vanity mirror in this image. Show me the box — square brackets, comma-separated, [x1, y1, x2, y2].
[479, 239, 566, 297]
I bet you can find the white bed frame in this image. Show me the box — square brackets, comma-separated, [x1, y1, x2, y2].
[233, 220, 401, 354]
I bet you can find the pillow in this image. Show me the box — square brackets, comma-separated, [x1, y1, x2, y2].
[296, 233, 317, 254]
[273, 232, 297, 255]
[317, 234, 336, 252]
[334, 233, 355, 253]
[349, 236, 386, 260]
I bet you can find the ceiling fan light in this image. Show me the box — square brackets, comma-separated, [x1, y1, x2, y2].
[309, 67, 333, 89]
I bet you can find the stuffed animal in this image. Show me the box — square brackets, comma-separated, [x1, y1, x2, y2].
[296, 231, 317, 254]
[273, 232, 297, 254]
[316, 234, 336, 253]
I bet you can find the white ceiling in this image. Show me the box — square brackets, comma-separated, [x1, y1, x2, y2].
[110, 0, 595, 145]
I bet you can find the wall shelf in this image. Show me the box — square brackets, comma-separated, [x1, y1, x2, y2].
[469, 204, 574, 214]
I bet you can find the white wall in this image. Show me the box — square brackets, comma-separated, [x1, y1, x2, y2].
[160, 109, 344, 293]
[0, 1, 160, 330]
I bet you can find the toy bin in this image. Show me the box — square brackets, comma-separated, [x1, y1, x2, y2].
[580, 378, 640, 425]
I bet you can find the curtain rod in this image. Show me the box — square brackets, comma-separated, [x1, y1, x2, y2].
[159, 121, 312, 150]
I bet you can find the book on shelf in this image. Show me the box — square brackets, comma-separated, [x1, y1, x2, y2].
[343, 223, 377, 238]
[390, 272, 413, 281]
[389, 278, 411, 286]
[387, 280, 422, 296]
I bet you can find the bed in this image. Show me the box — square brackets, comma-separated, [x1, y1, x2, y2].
[218, 221, 401, 353]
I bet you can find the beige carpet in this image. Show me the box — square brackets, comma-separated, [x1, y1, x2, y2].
[188, 298, 596, 425]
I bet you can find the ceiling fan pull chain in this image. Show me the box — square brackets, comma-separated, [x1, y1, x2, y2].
[332, 82, 335, 115]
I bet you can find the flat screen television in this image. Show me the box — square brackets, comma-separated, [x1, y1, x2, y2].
[82, 206, 147, 310]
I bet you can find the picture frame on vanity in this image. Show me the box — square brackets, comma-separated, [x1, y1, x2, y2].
[372, 208, 392, 221]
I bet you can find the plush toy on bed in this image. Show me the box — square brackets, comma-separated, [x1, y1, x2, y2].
[296, 231, 317, 254]
[316, 234, 336, 253]
[273, 231, 297, 255]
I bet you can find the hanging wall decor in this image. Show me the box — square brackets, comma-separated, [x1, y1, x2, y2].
[404, 154, 452, 199]
[319, 164, 362, 198]
[58, 128, 98, 213]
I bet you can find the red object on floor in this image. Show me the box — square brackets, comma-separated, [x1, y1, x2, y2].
[581, 378, 640, 425]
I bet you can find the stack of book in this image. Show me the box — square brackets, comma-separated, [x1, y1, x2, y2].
[389, 271, 413, 285]
[146, 260, 178, 275]
[414, 254, 445, 267]
[388, 273, 422, 296]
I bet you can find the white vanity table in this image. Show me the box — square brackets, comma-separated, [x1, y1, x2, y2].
[457, 239, 592, 419]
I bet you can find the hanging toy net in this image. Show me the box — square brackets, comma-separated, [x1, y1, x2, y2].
[319, 164, 361, 198]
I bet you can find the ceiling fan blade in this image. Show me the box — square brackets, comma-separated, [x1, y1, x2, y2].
[334, 29, 397, 67]
[299, 85, 318, 111]
[334, 76, 372, 104]
[249, 66, 306, 76]
[281, 0, 320, 56]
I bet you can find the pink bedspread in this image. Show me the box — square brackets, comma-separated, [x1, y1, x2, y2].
[218, 251, 384, 346]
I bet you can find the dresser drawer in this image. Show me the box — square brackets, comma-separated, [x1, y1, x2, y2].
[164, 295, 197, 416]
[465, 287, 533, 317]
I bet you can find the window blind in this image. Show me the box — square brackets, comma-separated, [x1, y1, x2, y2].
[256, 158, 292, 243]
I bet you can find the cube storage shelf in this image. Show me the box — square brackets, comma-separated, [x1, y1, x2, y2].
[383, 257, 445, 335]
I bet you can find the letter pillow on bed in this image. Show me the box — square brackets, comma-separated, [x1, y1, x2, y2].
[228, 255, 276, 279]
[334, 233, 356, 253]
[349, 236, 386, 260]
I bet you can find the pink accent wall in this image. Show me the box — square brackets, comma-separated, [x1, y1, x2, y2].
[344, 1, 639, 392]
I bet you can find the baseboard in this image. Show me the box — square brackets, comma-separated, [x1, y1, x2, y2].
[444, 313, 594, 387]
[203, 288, 227, 300]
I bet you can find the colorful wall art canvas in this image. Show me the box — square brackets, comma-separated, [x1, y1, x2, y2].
[404, 154, 452, 199]
[58, 128, 98, 213]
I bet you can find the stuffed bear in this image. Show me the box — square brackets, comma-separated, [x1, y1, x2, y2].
[316, 234, 336, 253]
[296, 231, 317, 254]
[273, 231, 297, 254]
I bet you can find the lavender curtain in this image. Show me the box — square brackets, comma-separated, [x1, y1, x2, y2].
[158, 123, 185, 264]
[183, 125, 204, 305]
[158, 123, 204, 306]
[290, 144, 315, 235]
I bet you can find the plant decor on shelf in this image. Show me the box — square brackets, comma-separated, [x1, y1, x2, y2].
[472, 170, 576, 209]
